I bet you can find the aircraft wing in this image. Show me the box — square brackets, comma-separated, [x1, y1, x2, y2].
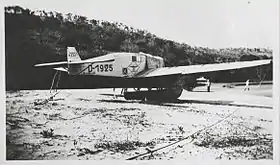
[139, 59, 272, 78]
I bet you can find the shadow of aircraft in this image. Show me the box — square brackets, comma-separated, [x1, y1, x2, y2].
[99, 93, 124, 97]
[97, 98, 272, 109]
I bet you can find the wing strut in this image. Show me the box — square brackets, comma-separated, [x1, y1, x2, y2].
[50, 70, 61, 94]
[33, 70, 63, 106]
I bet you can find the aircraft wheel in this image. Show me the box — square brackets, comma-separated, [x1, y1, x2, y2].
[145, 88, 183, 101]
[123, 87, 183, 101]
[123, 91, 145, 100]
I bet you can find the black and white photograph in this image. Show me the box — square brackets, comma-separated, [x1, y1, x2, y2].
[1, 0, 279, 162]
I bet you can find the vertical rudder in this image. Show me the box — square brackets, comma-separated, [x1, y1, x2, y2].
[67, 47, 81, 63]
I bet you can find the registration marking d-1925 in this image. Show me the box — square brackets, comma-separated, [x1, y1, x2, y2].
[87, 63, 113, 73]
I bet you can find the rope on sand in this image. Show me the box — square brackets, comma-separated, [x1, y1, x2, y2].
[126, 108, 240, 160]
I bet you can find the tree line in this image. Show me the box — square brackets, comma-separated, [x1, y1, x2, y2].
[5, 6, 272, 90]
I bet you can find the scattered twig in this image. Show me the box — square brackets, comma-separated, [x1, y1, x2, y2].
[6, 121, 17, 126]
[36, 121, 49, 126]
[42, 150, 57, 156]
[76, 147, 104, 157]
[6, 112, 20, 115]
[6, 114, 30, 122]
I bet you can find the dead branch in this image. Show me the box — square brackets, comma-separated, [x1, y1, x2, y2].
[36, 121, 49, 126]
[59, 114, 89, 120]
[126, 108, 240, 160]
[6, 114, 30, 122]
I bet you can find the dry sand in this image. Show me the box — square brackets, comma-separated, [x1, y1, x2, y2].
[5, 84, 273, 160]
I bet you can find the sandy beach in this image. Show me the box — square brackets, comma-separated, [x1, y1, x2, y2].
[5, 83, 273, 160]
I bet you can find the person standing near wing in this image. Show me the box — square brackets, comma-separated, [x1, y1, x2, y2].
[113, 88, 116, 99]
[244, 79, 250, 91]
[121, 88, 127, 95]
[206, 79, 211, 92]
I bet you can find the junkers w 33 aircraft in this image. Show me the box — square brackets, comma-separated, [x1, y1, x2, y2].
[35, 47, 271, 101]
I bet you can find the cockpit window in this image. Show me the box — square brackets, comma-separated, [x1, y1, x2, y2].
[132, 56, 137, 62]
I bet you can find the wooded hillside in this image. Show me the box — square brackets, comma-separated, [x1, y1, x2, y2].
[5, 6, 273, 90]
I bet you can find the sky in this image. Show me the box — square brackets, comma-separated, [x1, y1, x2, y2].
[2, 0, 279, 49]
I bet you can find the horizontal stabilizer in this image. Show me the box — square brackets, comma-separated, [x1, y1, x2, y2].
[54, 67, 68, 72]
[34, 61, 68, 68]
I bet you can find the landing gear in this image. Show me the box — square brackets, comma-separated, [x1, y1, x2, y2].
[123, 78, 184, 101]
[123, 88, 183, 101]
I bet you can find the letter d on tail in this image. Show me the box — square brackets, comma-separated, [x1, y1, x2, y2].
[67, 47, 81, 63]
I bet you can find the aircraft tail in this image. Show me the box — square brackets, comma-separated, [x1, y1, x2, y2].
[67, 47, 81, 63]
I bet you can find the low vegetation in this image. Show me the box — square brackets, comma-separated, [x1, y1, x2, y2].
[40, 128, 54, 138]
[94, 140, 156, 152]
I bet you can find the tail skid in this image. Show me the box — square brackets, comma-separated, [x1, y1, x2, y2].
[67, 47, 81, 63]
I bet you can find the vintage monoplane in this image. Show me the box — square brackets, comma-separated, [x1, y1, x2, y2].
[35, 47, 271, 101]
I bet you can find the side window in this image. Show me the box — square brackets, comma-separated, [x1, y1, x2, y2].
[122, 68, 128, 75]
[132, 56, 137, 62]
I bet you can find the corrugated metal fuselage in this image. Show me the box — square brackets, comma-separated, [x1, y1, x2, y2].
[68, 52, 164, 77]
[62, 52, 178, 89]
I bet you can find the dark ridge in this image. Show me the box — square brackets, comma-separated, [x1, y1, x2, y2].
[5, 6, 273, 90]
